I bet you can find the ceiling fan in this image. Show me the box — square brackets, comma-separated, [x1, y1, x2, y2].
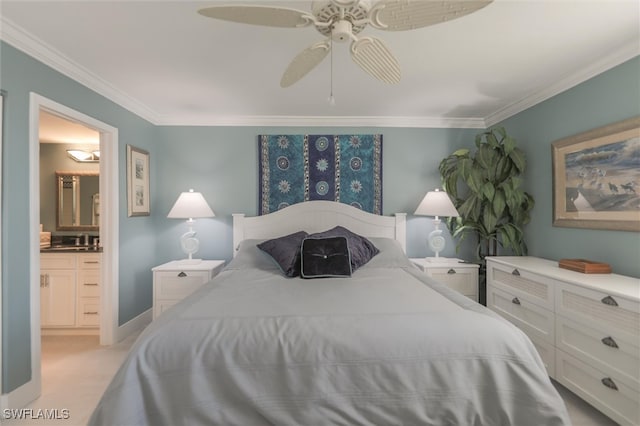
[198, 0, 492, 88]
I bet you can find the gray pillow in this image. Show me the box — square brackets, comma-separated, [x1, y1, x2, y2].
[257, 231, 309, 277]
[308, 226, 379, 271]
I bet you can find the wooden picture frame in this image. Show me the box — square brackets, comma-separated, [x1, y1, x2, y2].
[552, 116, 640, 231]
[127, 144, 150, 217]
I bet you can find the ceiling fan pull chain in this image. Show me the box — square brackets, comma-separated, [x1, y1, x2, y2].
[328, 25, 336, 106]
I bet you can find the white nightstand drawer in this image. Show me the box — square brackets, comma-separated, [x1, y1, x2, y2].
[152, 260, 225, 320]
[410, 258, 479, 302]
[154, 271, 211, 299]
[428, 267, 477, 296]
[488, 285, 554, 344]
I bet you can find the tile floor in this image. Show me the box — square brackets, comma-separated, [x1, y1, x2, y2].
[5, 334, 618, 426]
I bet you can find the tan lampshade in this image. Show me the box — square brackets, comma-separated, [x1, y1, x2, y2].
[167, 189, 215, 219]
[414, 188, 459, 218]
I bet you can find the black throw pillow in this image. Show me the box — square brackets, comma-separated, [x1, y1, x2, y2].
[301, 236, 352, 278]
[257, 231, 309, 277]
[308, 226, 379, 271]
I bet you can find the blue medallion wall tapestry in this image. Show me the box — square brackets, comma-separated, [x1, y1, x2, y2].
[259, 134, 383, 215]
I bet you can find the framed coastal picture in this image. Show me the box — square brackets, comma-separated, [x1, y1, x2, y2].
[552, 116, 640, 231]
[126, 144, 150, 217]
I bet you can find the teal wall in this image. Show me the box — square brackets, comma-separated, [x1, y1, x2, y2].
[1, 42, 158, 392]
[153, 127, 477, 265]
[2, 39, 638, 396]
[498, 57, 640, 278]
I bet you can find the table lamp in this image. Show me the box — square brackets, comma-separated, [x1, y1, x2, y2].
[414, 188, 459, 261]
[167, 189, 215, 264]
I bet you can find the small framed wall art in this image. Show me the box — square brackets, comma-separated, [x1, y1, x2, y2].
[127, 144, 150, 217]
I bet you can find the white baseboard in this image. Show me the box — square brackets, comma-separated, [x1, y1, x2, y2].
[0, 375, 40, 410]
[115, 308, 151, 343]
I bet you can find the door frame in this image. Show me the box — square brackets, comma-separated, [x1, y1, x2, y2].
[27, 93, 119, 402]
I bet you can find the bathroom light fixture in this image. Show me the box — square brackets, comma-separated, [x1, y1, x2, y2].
[414, 188, 459, 261]
[167, 189, 215, 264]
[67, 149, 100, 162]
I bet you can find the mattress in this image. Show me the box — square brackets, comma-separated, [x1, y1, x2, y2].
[89, 238, 570, 425]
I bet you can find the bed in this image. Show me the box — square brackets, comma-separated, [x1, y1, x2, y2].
[90, 201, 570, 425]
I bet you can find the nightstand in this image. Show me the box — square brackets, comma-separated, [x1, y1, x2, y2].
[410, 258, 479, 302]
[152, 260, 225, 319]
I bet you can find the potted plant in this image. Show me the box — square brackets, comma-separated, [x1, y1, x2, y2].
[439, 127, 534, 301]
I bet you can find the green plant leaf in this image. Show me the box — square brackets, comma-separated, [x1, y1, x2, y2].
[493, 188, 506, 217]
[482, 181, 495, 201]
[509, 148, 526, 172]
[452, 148, 469, 157]
[503, 136, 517, 154]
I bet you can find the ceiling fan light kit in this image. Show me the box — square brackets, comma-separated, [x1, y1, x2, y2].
[198, 0, 492, 87]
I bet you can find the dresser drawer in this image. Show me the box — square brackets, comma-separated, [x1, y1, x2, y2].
[529, 335, 555, 378]
[154, 270, 210, 300]
[487, 285, 554, 344]
[556, 282, 640, 342]
[427, 267, 477, 298]
[488, 261, 554, 309]
[556, 315, 639, 387]
[556, 350, 640, 425]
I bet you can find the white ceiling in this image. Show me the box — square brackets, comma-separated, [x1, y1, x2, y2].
[1, 1, 639, 129]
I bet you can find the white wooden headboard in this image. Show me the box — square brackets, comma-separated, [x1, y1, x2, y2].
[233, 200, 406, 256]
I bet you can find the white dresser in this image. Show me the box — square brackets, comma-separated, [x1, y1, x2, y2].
[411, 258, 479, 302]
[486, 256, 639, 425]
[152, 260, 225, 320]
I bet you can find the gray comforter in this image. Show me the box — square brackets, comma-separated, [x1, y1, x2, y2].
[90, 239, 570, 425]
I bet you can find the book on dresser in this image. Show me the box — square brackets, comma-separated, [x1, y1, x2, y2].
[486, 256, 639, 426]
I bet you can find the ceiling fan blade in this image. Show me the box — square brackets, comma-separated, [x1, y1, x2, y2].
[370, 0, 493, 31]
[280, 41, 331, 88]
[198, 5, 315, 28]
[350, 37, 400, 84]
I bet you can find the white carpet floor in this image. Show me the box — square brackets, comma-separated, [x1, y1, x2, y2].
[6, 334, 617, 426]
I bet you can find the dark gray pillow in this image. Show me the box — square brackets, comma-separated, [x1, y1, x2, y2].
[257, 231, 309, 277]
[301, 237, 352, 278]
[309, 226, 379, 271]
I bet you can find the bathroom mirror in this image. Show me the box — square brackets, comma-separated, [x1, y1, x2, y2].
[56, 171, 99, 231]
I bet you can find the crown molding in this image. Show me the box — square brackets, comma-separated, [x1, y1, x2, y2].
[2, 15, 636, 130]
[0, 17, 160, 124]
[484, 41, 640, 127]
[155, 114, 487, 128]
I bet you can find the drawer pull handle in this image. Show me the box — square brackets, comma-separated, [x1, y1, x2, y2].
[84, 311, 99, 315]
[601, 295, 618, 307]
[601, 377, 618, 391]
[84, 283, 99, 286]
[511, 269, 520, 276]
[601, 336, 619, 349]
[177, 271, 187, 277]
[447, 268, 456, 274]
[84, 261, 100, 264]
[512, 297, 521, 305]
